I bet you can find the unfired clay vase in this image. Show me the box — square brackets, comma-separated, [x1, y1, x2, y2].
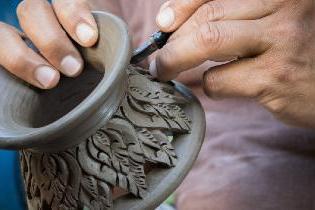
[0, 12, 205, 210]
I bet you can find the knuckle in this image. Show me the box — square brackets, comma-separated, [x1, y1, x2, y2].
[276, 65, 296, 84]
[203, 1, 225, 21]
[274, 21, 305, 42]
[254, 83, 273, 100]
[0, 23, 18, 43]
[6, 51, 27, 72]
[244, 83, 268, 99]
[203, 71, 220, 97]
[16, 0, 27, 18]
[272, 57, 308, 84]
[157, 52, 181, 80]
[158, 47, 172, 65]
[285, 22, 304, 39]
[39, 37, 61, 55]
[247, 66, 274, 99]
[0, 21, 19, 35]
[194, 22, 223, 50]
[263, 98, 288, 114]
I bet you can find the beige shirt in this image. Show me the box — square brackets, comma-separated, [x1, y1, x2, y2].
[90, 1, 315, 210]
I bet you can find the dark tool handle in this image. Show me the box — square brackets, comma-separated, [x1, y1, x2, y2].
[152, 31, 173, 49]
[130, 31, 173, 64]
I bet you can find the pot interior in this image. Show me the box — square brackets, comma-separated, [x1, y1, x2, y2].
[0, 35, 108, 130]
[2, 65, 103, 128]
[0, 11, 131, 149]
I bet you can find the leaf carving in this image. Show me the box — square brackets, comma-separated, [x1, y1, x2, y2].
[80, 176, 112, 210]
[20, 65, 192, 210]
[21, 151, 81, 210]
[137, 128, 177, 166]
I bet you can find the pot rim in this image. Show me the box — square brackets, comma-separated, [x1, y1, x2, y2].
[0, 11, 132, 150]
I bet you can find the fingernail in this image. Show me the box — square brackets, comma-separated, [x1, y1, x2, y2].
[61, 55, 82, 77]
[76, 23, 96, 44]
[35, 66, 58, 88]
[157, 7, 175, 28]
[149, 59, 158, 78]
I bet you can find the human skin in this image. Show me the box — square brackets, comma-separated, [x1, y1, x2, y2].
[0, 0, 98, 89]
[0, 0, 157, 87]
[3, 0, 315, 129]
[150, 0, 315, 129]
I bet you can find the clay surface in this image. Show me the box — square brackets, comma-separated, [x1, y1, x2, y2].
[0, 11, 131, 151]
[20, 66, 200, 210]
[0, 12, 205, 210]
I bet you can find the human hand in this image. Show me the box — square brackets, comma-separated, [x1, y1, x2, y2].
[151, 0, 315, 128]
[0, 0, 98, 89]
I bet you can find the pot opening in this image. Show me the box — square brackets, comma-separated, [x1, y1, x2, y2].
[25, 64, 103, 128]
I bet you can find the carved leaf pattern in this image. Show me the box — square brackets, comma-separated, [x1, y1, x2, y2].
[77, 118, 147, 198]
[20, 150, 81, 210]
[20, 65, 191, 210]
[80, 175, 112, 210]
[137, 128, 177, 166]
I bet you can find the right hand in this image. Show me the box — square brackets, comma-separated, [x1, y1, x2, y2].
[0, 0, 98, 89]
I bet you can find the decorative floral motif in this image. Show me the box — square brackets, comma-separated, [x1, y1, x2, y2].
[20, 66, 191, 210]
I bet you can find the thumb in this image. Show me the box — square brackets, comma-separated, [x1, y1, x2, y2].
[156, 0, 208, 32]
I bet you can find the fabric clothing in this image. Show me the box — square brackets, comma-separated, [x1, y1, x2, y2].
[0, 0, 20, 27]
[0, 151, 25, 210]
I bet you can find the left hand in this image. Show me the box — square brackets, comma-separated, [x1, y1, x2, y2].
[150, 0, 315, 129]
[0, 0, 98, 89]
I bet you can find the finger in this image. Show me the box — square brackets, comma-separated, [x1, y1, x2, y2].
[203, 58, 269, 99]
[17, 0, 83, 77]
[0, 23, 59, 89]
[210, 0, 279, 20]
[52, 0, 98, 47]
[172, 0, 280, 39]
[150, 20, 270, 81]
[156, 0, 208, 31]
[156, 0, 280, 32]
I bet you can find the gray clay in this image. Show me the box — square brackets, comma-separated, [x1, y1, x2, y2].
[0, 12, 205, 210]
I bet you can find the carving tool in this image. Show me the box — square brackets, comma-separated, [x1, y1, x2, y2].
[130, 31, 172, 64]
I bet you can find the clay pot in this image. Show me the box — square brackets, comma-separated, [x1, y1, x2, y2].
[0, 12, 131, 152]
[0, 12, 205, 210]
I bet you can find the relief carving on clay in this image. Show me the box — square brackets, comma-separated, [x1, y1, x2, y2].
[20, 66, 191, 210]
